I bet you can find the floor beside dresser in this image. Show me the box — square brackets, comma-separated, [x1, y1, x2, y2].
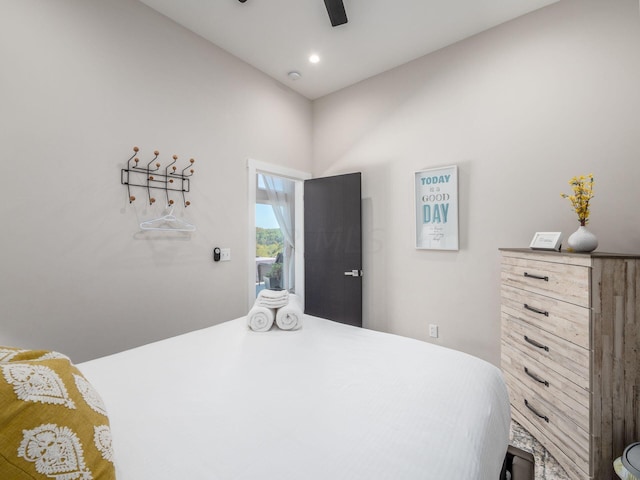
[510, 421, 571, 480]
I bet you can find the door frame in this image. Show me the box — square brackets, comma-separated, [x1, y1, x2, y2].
[247, 159, 311, 311]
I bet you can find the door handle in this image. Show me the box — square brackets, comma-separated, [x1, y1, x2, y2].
[344, 270, 363, 277]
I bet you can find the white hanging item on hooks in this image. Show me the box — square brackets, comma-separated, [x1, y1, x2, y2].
[140, 206, 196, 232]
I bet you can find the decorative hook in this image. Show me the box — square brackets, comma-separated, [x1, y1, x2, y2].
[146, 151, 160, 172]
[127, 146, 140, 170]
[181, 158, 195, 177]
[121, 147, 196, 208]
[145, 151, 161, 204]
[164, 155, 178, 206]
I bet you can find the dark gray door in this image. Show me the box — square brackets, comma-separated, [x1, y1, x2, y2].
[304, 173, 362, 327]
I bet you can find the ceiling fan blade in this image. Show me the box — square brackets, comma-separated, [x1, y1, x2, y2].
[323, 0, 348, 27]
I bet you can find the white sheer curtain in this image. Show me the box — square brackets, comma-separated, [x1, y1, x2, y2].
[259, 173, 295, 291]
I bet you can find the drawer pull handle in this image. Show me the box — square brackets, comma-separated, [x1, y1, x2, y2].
[524, 272, 549, 282]
[525, 399, 549, 423]
[524, 335, 549, 352]
[524, 304, 549, 317]
[524, 367, 550, 387]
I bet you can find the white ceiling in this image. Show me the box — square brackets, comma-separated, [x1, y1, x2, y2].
[138, 0, 559, 100]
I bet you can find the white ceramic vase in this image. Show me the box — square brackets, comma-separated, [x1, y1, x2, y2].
[567, 225, 598, 253]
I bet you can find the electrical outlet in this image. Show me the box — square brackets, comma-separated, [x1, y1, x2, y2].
[429, 324, 439, 338]
[220, 248, 231, 261]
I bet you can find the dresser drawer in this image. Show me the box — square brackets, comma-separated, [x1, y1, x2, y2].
[502, 341, 589, 432]
[505, 370, 590, 475]
[511, 409, 589, 480]
[501, 284, 590, 349]
[501, 256, 590, 307]
[502, 314, 590, 390]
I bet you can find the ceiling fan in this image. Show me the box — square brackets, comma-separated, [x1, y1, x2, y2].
[323, 0, 348, 27]
[238, 0, 348, 27]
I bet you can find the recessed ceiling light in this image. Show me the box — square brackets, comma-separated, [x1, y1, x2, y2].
[309, 54, 320, 64]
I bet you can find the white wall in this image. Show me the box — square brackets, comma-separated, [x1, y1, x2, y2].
[2, 0, 639, 367]
[312, 0, 640, 365]
[0, 0, 312, 362]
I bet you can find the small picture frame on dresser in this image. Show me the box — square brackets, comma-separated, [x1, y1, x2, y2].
[529, 232, 562, 251]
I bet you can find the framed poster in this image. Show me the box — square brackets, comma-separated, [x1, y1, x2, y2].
[415, 165, 459, 250]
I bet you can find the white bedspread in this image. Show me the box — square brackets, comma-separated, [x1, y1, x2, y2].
[79, 315, 510, 480]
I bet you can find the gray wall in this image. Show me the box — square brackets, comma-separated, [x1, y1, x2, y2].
[0, 0, 312, 362]
[312, 0, 640, 364]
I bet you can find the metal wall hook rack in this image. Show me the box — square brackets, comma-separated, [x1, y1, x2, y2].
[121, 146, 196, 207]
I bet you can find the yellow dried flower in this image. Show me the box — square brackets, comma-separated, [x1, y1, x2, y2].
[560, 173, 594, 226]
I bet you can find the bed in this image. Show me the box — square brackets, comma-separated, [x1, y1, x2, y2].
[1, 315, 511, 480]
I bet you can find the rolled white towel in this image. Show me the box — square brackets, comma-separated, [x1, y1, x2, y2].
[256, 289, 289, 309]
[247, 305, 276, 332]
[275, 294, 303, 331]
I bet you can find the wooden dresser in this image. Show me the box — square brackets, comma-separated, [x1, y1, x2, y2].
[500, 248, 640, 480]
